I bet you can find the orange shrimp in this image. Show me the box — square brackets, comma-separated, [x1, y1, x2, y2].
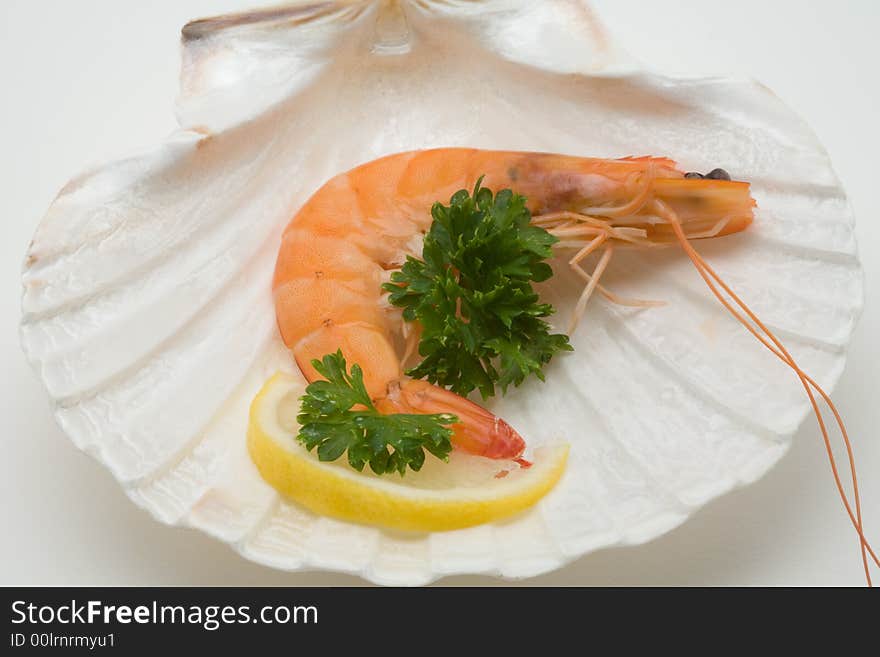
[273, 148, 875, 583]
[272, 148, 752, 460]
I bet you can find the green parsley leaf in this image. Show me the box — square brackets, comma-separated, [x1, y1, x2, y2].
[384, 179, 572, 399]
[296, 351, 457, 476]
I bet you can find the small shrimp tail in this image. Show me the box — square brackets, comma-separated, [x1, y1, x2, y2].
[375, 379, 527, 461]
[653, 198, 878, 586]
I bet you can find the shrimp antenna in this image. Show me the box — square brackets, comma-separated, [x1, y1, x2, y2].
[652, 198, 877, 586]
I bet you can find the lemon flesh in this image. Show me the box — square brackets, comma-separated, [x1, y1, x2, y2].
[247, 372, 569, 532]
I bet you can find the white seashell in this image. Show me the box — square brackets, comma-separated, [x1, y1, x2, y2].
[20, 0, 863, 585]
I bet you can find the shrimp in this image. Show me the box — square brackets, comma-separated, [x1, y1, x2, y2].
[274, 148, 877, 584]
[272, 148, 753, 460]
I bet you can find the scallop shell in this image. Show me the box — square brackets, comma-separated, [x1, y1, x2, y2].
[20, 0, 863, 585]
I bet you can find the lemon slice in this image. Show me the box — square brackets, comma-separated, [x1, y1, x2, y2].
[247, 372, 569, 532]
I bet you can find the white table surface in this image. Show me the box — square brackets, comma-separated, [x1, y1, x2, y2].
[2, 0, 878, 586]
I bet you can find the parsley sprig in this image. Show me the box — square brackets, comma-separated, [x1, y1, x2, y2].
[296, 351, 457, 476]
[384, 179, 572, 399]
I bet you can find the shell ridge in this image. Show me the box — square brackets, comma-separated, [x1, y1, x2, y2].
[595, 302, 788, 442]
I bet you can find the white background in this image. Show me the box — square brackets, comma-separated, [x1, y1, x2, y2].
[2, 0, 878, 586]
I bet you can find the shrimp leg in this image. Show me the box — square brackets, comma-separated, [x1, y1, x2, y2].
[567, 242, 613, 334]
[546, 219, 665, 324]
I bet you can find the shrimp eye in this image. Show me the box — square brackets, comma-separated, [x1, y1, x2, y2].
[705, 168, 731, 181]
[684, 172, 704, 179]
